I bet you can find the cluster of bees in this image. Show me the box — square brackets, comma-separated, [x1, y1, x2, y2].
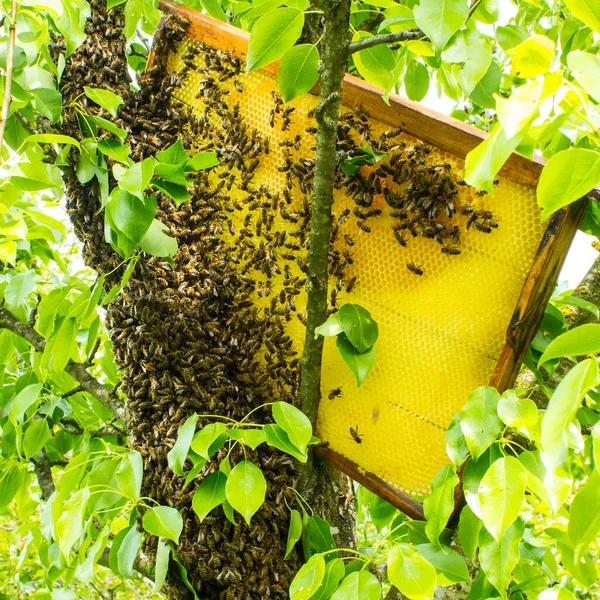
[330, 112, 499, 278]
[57, 2, 498, 598]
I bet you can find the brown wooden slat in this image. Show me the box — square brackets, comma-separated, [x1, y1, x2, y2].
[316, 446, 425, 520]
[490, 198, 589, 391]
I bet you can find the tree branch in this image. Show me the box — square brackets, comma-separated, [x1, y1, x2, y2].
[0, 0, 17, 151]
[0, 306, 126, 424]
[298, 0, 351, 495]
[347, 30, 423, 55]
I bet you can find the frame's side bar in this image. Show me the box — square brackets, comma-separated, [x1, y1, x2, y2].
[157, 1, 544, 187]
[489, 198, 589, 392]
[316, 446, 425, 520]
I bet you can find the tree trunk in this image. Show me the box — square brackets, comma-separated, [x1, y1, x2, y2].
[57, 2, 354, 597]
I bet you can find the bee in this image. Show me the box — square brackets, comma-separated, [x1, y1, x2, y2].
[349, 426, 364, 444]
[344, 234, 354, 247]
[345, 276, 358, 293]
[234, 79, 243, 93]
[407, 262, 424, 276]
[357, 221, 371, 233]
[330, 288, 338, 307]
[474, 221, 492, 233]
[441, 246, 461, 255]
[394, 230, 407, 246]
[328, 387, 342, 400]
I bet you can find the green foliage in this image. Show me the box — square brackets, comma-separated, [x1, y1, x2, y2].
[2, 1, 600, 599]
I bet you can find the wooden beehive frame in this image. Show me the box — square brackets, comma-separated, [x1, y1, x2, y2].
[151, 1, 588, 520]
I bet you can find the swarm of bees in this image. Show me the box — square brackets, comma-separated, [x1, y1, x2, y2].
[56, 2, 500, 597]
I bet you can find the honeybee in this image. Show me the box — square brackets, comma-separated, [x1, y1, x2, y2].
[349, 426, 363, 444]
[328, 388, 342, 400]
[441, 246, 461, 255]
[407, 262, 424, 276]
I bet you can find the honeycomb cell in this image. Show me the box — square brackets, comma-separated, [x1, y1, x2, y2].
[166, 39, 546, 495]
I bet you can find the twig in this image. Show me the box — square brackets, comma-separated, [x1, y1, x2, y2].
[298, 0, 351, 495]
[0, 306, 126, 424]
[0, 0, 17, 153]
[347, 30, 423, 55]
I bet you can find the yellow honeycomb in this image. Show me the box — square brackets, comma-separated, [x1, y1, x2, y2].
[166, 39, 546, 496]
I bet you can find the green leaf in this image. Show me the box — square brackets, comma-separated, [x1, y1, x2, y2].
[31, 88, 63, 123]
[142, 506, 183, 543]
[9, 383, 43, 424]
[23, 419, 51, 459]
[152, 538, 171, 595]
[442, 29, 492, 95]
[186, 151, 219, 172]
[336, 333, 376, 387]
[167, 413, 198, 476]
[56, 488, 90, 557]
[278, 44, 319, 103]
[117, 525, 142, 577]
[272, 401, 313, 453]
[388, 542, 437, 599]
[497, 392, 538, 430]
[55, 0, 90, 56]
[114, 157, 157, 199]
[0, 466, 19, 508]
[465, 122, 527, 194]
[83, 87, 124, 117]
[192, 471, 227, 522]
[311, 558, 345, 600]
[478, 456, 527, 541]
[446, 413, 469, 467]
[404, 59, 429, 102]
[46, 317, 78, 374]
[337, 304, 378, 354]
[508, 34, 555, 78]
[190, 422, 228, 459]
[563, 0, 600, 34]
[183, 456, 207, 488]
[458, 505, 482, 562]
[353, 32, 396, 91]
[227, 428, 266, 449]
[331, 570, 381, 600]
[25, 134, 81, 150]
[568, 470, 600, 561]
[537, 149, 600, 220]
[246, 8, 305, 72]
[415, 544, 470, 585]
[264, 424, 309, 462]
[4, 270, 36, 318]
[424, 464, 459, 547]
[413, 0, 468, 50]
[285, 509, 303, 559]
[116, 452, 143, 500]
[290, 553, 326, 600]
[106, 188, 156, 245]
[463, 445, 503, 518]
[460, 386, 503, 461]
[156, 138, 189, 167]
[470, 61, 501, 108]
[479, 520, 524, 598]
[567, 50, 600, 102]
[87, 114, 127, 142]
[225, 460, 266, 525]
[199, 0, 227, 21]
[539, 323, 600, 365]
[541, 359, 598, 468]
[307, 515, 336, 556]
[315, 315, 343, 338]
[138, 219, 178, 258]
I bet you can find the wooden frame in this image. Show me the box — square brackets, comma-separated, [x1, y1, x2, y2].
[152, 2, 589, 521]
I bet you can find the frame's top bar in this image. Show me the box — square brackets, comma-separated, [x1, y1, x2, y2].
[158, 0, 545, 188]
